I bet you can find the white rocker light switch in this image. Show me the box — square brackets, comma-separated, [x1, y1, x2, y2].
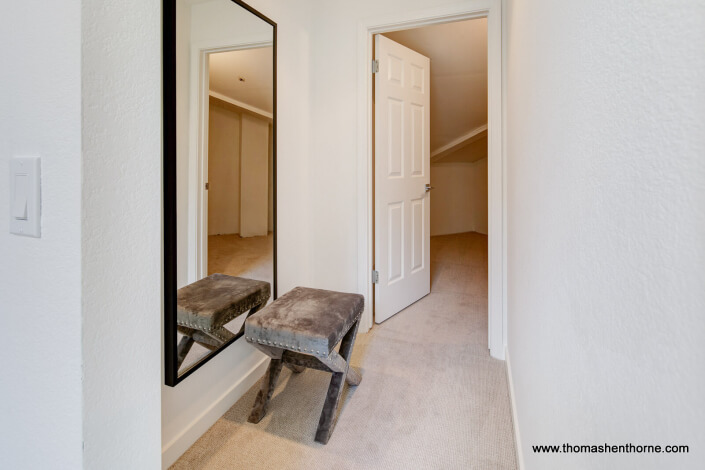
[9, 157, 40, 237]
[13, 174, 29, 220]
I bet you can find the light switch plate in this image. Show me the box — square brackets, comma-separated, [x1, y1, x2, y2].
[9, 157, 41, 237]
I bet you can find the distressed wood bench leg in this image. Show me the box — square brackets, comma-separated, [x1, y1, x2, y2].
[248, 357, 283, 424]
[314, 318, 361, 444]
[345, 365, 362, 386]
[315, 369, 346, 444]
[285, 363, 305, 373]
[176, 336, 195, 370]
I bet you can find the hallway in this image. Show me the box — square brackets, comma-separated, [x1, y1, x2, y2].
[172, 232, 516, 469]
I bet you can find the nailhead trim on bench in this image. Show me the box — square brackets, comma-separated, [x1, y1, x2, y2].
[177, 292, 269, 331]
[245, 308, 363, 359]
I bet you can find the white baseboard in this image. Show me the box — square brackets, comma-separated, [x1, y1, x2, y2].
[161, 357, 269, 468]
[505, 346, 525, 470]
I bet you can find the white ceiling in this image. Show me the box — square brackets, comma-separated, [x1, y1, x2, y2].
[209, 46, 273, 115]
[383, 18, 488, 161]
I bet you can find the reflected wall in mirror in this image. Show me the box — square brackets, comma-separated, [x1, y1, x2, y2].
[165, 0, 276, 386]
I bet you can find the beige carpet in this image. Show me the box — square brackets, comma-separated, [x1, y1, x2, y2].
[208, 233, 274, 285]
[171, 232, 517, 470]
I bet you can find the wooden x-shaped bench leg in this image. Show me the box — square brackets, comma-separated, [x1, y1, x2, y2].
[176, 336, 195, 370]
[248, 353, 283, 424]
[315, 318, 362, 444]
[246, 316, 363, 443]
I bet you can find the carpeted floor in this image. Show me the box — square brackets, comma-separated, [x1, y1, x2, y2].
[171, 231, 517, 469]
[207, 233, 274, 285]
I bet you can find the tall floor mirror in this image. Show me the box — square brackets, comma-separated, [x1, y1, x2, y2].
[164, 0, 277, 386]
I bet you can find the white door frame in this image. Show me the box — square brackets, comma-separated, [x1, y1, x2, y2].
[355, 0, 506, 359]
[186, 36, 272, 283]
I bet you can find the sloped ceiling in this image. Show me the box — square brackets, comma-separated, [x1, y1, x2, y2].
[209, 46, 273, 115]
[383, 18, 487, 163]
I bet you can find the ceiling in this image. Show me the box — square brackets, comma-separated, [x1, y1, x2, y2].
[383, 18, 488, 163]
[209, 46, 273, 115]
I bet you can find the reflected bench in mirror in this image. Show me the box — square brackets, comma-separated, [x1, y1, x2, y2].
[176, 274, 270, 371]
[164, 0, 277, 386]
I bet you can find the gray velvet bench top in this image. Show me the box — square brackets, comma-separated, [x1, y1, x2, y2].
[176, 274, 271, 369]
[244, 287, 364, 444]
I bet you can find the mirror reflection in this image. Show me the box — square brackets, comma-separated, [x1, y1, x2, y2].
[174, 0, 275, 377]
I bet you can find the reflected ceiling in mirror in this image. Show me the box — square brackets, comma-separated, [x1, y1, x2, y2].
[165, 0, 276, 386]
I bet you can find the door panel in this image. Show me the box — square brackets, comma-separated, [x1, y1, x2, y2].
[374, 35, 431, 323]
[388, 201, 404, 283]
[411, 197, 424, 273]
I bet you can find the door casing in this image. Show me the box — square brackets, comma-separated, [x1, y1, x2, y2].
[187, 38, 273, 283]
[356, 0, 506, 360]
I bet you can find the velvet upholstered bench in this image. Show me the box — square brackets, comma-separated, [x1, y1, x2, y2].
[176, 274, 271, 369]
[244, 287, 364, 444]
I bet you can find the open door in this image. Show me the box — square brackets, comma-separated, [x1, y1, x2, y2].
[374, 35, 431, 323]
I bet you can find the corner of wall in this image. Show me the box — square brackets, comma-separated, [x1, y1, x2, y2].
[81, 0, 163, 468]
[505, 346, 525, 470]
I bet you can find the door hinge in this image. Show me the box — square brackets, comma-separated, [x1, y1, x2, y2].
[205, 182, 210, 190]
[372, 270, 379, 284]
[372, 59, 379, 74]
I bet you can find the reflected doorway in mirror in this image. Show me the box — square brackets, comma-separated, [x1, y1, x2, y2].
[164, 0, 277, 386]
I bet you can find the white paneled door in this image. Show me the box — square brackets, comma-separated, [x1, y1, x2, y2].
[374, 35, 431, 323]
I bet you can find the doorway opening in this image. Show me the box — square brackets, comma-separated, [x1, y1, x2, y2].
[373, 17, 488, 319]
[205, 47, 274, 287]
[358, 1, 504, 359]
[178, 43, 275, 372]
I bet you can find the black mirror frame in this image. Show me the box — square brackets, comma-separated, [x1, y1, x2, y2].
[164, 0, 277, 387]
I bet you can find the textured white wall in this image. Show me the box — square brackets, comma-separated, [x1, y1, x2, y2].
[81, 0, 163, 468]
[0, 1, 83, 468]
[505, 0, 705, 468]
[1, 0, 163, 468]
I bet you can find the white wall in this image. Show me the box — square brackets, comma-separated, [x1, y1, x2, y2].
[1, 0, 163, 469]
[81, 0, 163, 467]
[207, 98, 273, 236]
[0, 1, 83, 468]
[505, 0, 705, 469]
[208, 98, 242, 235]
[176, 0, 192, 287]
[431, 158, 488, 236]
[240, 113, 270, 237]
[162, 1, 316, 466]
